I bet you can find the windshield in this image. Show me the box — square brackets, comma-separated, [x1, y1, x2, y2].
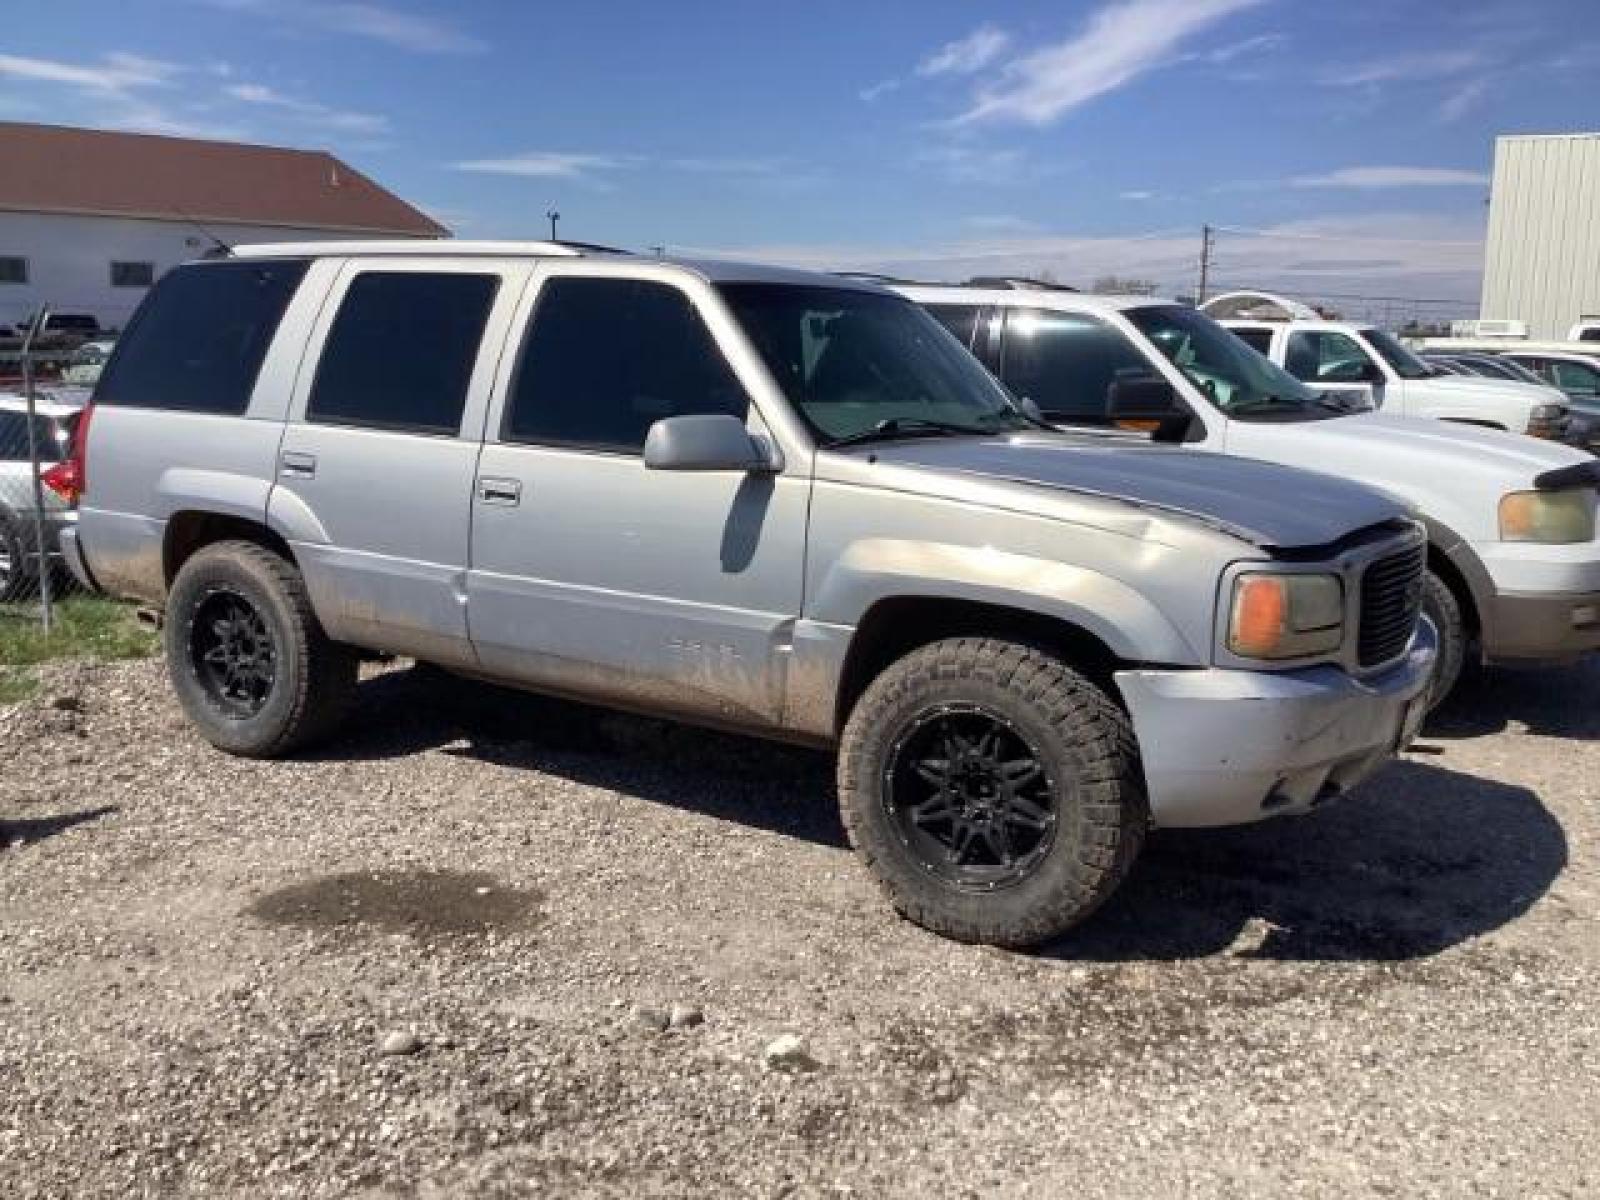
[1362, 328, 1432, 380]
[1126, 305, 1341, 421]
[717, 283, 1029, 443]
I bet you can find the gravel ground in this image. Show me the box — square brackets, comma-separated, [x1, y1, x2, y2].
[2, 653, 1597, 1198]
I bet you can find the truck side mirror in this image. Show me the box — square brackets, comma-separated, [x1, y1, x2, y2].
[1107, 376, 1194, 444]
[643, 414, 781, 473]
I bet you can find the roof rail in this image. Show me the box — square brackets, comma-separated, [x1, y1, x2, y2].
[964, 276, 1081, 293]
[831, 271, 923, 285]
[229, 238, 598, 259]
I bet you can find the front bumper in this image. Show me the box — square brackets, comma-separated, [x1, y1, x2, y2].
[1114, 621, 1436, 829]
[1476, 541, 1600, 663]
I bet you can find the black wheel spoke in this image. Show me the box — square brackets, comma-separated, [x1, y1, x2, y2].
[190, 586, 278, 719]
[886, 705, 1060, 891]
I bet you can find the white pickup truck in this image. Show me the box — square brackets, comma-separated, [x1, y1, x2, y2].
[1203, 292, 1573, 442]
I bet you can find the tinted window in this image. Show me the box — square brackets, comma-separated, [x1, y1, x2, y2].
[1551, 359, 1600, 395]
[924, 304, 983, 351]
[1228, 327, 1273, 355]
[1283, 330, 1377, 383]
[97, 259, 308, 413]
[1000, 308, 1159, 421]
[309, 272, 498, 434]
[0, 257, 25, 285]
[0, 411, 74, 462]
[1579, 329, 1600, 343]
[111, 261, 155, 288]
[505, 277, 748, 452]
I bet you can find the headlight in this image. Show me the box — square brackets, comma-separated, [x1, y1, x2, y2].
[1227, 572, 1345, 660]
[1499, 489, 1598, 543]
[1527, 403, 1568, 439]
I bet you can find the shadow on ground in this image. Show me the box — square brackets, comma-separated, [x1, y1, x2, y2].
[1047, 757, 1564, 963]
[0, 805, 118, 849]
[319, 665, 1567, 963]
[318, 665, 845, 849]
[1426, 655, 1600, 740]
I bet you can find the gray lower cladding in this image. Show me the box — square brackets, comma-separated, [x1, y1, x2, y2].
[1116, 621, 1436, 829]
[1484, 588, 1600, 664]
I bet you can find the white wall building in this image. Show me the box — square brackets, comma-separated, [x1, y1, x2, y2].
[0, 122, 446, 332]
[1480, 132, 1600, 341]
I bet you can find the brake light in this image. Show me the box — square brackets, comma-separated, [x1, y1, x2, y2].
[41, 402, 92, 504]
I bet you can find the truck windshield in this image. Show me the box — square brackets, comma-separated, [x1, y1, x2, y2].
[1125, 305, 1344, 422]
[718, 283, 1030, 443]
[1362, 328, 1433, 380]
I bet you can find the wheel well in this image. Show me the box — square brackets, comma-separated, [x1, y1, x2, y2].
[835, 596, 1122, 733]
[1426, 545, 1480, 638]
[163, 511, 293, 587]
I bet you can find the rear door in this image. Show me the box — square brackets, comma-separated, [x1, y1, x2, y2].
[466, 266, 809, 727]
[270, 258, 528, 664]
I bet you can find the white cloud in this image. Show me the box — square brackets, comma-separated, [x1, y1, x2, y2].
[224, 82, 389, 135]
[199, 0, 484, 54]
[1320, 49, 1482, 86]
[919, 25, 1011, 77]
[1437, 78, 1489, 123]
[1291, 166, 1489, 189]
[1203, 32, 1284, 63]
[953, 0, 1265, 126]
[860, 78, 901, 102]
[1120, 189, 1156, 200]
[0, 51, 180, 92]
[913, 143, 1039, 184]
[453, 152, 635, 181]
[961, 215, 1039, 232]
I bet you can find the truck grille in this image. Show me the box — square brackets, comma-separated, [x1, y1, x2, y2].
[1357, 543, 1426, 668]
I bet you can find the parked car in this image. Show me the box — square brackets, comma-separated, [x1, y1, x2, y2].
[1202, 293, 1576, 446]
[896, 283, 1600, 707]
[1568, 320, 1600, 343]
[61, 339, 117, 386]
[1421, 350, 1600, 455]
[59, 241, 1435, 947]
[0, 391, 86, 599]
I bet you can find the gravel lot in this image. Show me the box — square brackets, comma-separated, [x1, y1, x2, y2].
[2, 653, 1597, 1198]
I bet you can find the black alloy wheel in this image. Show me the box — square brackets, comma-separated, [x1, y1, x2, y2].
[189, 585, 278, 717]
[884, 703, 1058, 891]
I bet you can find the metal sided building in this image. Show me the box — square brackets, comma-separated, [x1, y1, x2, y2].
[1480, 132, 1600, 340]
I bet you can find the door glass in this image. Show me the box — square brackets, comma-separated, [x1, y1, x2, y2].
[1552, 360, 1600, 395]
[1228, 327, 1274, 355]
[308, 271, 499, 434]
[1283, 331, 1377, 383]
[505, 277, 749, 453]
[1000, 308, 1159, 422]
[924, 304, 983, 351]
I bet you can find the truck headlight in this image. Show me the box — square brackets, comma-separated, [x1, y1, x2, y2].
[1499, 489, 1598, 543]
[1527, 403, 1568, 439]
[1227, 573, 1345, 660]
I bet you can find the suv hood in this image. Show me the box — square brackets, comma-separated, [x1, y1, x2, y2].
[1416, 374, 1566, 408]
[853, 433, 1407, 551]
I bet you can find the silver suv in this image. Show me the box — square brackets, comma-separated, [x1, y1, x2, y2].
[62, 242, 1434, 946]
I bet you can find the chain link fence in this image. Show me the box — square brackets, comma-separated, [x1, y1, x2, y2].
[1, 329, 93, 634]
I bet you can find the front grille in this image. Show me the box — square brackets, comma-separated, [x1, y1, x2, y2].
[1357, 543, 1426, 668]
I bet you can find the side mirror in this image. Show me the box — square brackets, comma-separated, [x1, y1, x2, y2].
[643, 414, 780, 473]
[1107, 376, 1193, 443]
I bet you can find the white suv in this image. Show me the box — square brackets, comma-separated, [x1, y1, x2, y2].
[1203, 292, 1572, 442]
[895, 282, 1600, 706]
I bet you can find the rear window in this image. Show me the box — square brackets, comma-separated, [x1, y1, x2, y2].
[307, 271, 499, 435]
[95, 259, 308, 414]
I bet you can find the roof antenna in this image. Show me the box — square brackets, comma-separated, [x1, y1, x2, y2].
[172, 205, 233, 258]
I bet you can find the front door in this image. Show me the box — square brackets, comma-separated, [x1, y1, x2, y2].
[1283, 329, 1388, 410]
[467, 268, 809, 728]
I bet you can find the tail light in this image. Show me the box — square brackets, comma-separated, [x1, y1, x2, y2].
[41, 402, 92, 504]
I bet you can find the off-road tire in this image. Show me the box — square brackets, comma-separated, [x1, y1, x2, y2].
[1421, 569, 1465, 711]
[166, 540, 356, 757]
[838, 637, 1147, 948]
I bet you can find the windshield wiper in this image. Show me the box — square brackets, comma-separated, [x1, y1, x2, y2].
[1229, 394, 1310, 415]
[822, 417, 998, 449]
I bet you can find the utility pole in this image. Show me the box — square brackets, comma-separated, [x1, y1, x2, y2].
[1196, 224, 1215, 305]
[546, 208, 560, 241]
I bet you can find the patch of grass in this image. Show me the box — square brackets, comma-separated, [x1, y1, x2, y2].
[0, 595, 157, 682]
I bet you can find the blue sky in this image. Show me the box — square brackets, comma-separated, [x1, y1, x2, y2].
[2, 0, 1597, 314]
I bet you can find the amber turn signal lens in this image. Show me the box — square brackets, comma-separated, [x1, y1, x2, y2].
[1229, 575, 1289, 658]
